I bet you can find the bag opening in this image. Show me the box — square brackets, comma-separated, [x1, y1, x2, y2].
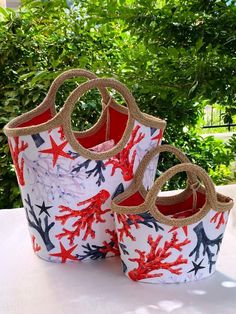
[117, 190, 231, 219]
[17, 104, 129, 149]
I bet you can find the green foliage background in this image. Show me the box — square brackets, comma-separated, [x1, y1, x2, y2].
[0, 0, 235, 208]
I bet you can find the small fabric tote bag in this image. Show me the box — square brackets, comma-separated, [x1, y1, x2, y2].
[4, 71, 166, 263]
[111, 145, 234, 283]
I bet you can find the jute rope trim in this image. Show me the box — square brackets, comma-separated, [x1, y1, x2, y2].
[61, 78, 138, 160]
[133, 144, 197, 189]
[4, 69, 109, 135]
[188, 180, 201, 211]
[111, 147, 234, 226]
[146, 163, 218, 225]
[114, 144, 198, 204]
[73, 99, 168, 139]
[140, 183, 232, 212]
[4, 77, 166, 161]
[45, 69, 111, 106]
[103, 97, 113, 141]
[71, 97, 127, 138]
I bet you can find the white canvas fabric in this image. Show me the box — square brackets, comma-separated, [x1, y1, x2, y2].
[111, 148, 233, 284]
[115, 208, 230, 283]
[5, 75, 166, 263]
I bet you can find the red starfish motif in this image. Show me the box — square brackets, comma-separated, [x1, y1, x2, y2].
[39, 135, 74, 167]
[50, 242, 78, 263]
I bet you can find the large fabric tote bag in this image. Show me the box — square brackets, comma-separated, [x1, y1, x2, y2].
[4, 72, 166, 263]
[111, 145, 233, 283]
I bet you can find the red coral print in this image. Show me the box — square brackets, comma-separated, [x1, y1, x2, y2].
[55, 190, 110, 244]
[117, 214, 144, 242]
[151, 129, 163, 144]
[99, 229, 120, 256]
[9, 137, 28, 186]
[128, 232, 191, 281]
[168, 207, 200, 236]
[105, 125, 145, 181]
[210, 212, 227, 229]
[31, 235, 41, 253]
[48, 127, 64, 140]
[169, 226, 188, 237]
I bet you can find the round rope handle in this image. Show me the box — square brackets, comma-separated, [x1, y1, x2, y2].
[110, 144, 199, 215]
[60, 78, 140, 155]
[145, 163, 218, 226]
[133, 144, 198, 191]
[61, 78, 139, 115]
[44, 69, 111, 111]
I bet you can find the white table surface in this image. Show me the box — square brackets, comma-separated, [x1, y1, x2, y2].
[1, 185, 236, 314]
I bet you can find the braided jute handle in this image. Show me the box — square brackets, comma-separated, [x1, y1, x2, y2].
[44, 69, 111, 112]
[111, 153, 233, 226]
[133, 144, 198, 191]
[60, 78, 141, 158]
[112, 144, 199, 211]
[145, 163, 218, 226]
[61, 78, 140, 116]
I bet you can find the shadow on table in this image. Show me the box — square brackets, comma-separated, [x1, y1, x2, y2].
[42, 257, 236, 314]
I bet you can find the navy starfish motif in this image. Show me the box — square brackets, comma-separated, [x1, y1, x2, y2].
[188, 259, 205, 275]
[36, 201, 53, 217]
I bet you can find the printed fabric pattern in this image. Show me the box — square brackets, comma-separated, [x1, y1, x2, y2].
[115, 209, 229, 283]
[8, 122, 163, 262]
